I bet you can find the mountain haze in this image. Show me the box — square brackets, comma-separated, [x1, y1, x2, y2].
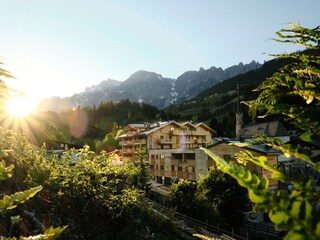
[37, 61, 261, 112]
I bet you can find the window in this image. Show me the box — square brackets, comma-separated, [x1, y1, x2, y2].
[184, 153, 195, 160]
[160, 165, 164, 170]
[171, 165, 175, 171]
[178, 166, 182, 171]
[150, 165, 154, 170]
[172, 153, 183, 160]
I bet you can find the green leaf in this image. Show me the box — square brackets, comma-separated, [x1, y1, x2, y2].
[43, 225, 68, 240]
[0, 160, 14, 181]
[300, 132, 312, 142]
[315, 222, 320, 237]
[0, 186, 42, 211]
[248, 189, 264, 203]
[269, 211, 289, 224]
[284, 231, 308, 240]
[291, 201, 302, 218]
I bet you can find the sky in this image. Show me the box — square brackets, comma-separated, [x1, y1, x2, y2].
[0, 0, 319, 105]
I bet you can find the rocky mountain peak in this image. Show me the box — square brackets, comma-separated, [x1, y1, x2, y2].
[37, 61, 262, 112]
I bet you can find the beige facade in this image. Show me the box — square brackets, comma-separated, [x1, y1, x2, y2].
[119, 121, 215, 182]
[208, 140, 280, 188]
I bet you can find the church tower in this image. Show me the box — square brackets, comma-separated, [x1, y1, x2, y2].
[235, 84, 243, 137]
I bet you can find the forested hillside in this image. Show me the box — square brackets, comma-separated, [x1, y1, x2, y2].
[29, 100, 161, 150]
[161, 55, 297, 137]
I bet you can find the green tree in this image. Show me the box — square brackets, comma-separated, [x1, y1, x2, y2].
[196, 168, 248, 226]
[168, 179, 219, 223]
[133, 146, 151, 194]
[202, 23, 320, 239]
[95, 124, 123, 153]
[169, 180, 198, 215]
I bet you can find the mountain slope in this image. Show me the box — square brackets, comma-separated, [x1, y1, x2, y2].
[161, 57, 293, 136]
[174, 60, 261, 103]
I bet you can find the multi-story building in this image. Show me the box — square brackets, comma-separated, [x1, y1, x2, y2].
[119, 121, 216, 183]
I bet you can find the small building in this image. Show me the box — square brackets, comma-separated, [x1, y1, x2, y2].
[208, 138, 281, 189]
[119, 121, 216, 182]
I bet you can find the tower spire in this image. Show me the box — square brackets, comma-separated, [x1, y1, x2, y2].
[235, 84, 243, 137]
[237, 84, 240, 113]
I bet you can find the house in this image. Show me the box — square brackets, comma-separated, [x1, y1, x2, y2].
[119, 121, 216, 183]
[208, 138, 281, 189]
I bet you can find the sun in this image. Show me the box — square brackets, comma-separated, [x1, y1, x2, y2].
[6, 95, 36, 117]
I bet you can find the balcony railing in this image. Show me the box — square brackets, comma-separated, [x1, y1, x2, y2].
[152, 170, 165, 176]
[171, 159, 195, 166]
[122, 141, 133, 146]
[149, 159, 165, 165]
[157, 139, 173, 144]
[172, 130, 193, 135]
[134, 139, 147, 145]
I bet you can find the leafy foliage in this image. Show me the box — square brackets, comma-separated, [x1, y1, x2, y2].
[168, 169, 248, 227]
[0, 184, 42, 211]
[132, 147, 152, 194]
[0, 124, 183, 239]
[168, 178, 224, 226]
[197, 168, 248, 226]
[0, 61, 66, 239]
[95, 122, 123, 153]
[202, 23, 320, 239]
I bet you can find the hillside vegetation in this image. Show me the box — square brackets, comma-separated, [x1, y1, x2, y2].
[162, 55, 297, 137]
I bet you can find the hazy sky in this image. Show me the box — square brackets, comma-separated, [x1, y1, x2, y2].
[0, 0, 319, 103]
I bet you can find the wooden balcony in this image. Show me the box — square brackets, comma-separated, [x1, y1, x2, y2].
[122, 141, 133, 146]
[172, 130, 193, 135]
[157, 139, 173, 145]
[152, 170, 165, 176]
[134, 139, 147, 145]
[171, 159, 195, 166]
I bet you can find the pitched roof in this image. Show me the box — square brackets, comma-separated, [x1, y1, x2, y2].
[195, 122, 216, 134]
[209, 138, 281, 154]
[238, 120, 288, 138]
[120, 121, 214, 137]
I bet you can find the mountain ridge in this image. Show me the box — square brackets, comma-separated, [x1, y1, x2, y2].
[37, 61, 261, 112]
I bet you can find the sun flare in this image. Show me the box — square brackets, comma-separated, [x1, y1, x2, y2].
[6, 96, 36, 117]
